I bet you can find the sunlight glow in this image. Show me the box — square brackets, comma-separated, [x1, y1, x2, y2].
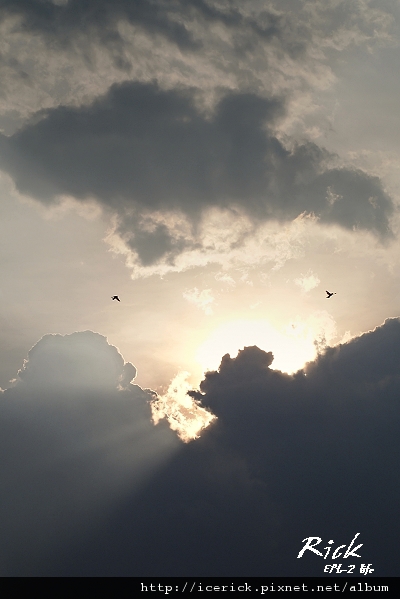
[150, 371, 216, 442]
[195, 315, 336, 375]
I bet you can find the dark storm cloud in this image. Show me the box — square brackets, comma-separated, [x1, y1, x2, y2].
[0, 81, 394, 266]
[5, 319, 400, 576]
[0, 331, 178, 575]
[185, 320, 400, 576]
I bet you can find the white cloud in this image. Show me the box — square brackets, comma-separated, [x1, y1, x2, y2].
[106, 209, 318, 279]
[183, 287, 215, 315]
[215, 272, 236, 286]
[294, 269, 320, 293]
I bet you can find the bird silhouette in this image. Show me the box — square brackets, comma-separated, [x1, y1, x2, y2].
[111, 296, 120, 302]
[326, 290, 336, 298]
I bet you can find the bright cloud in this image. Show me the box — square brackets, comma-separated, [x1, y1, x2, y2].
[294, 270, 320, 293]
[183, 288, 215, 315]
[150, 371, 216, 442]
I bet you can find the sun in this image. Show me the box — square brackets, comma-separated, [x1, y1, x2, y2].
[195, 319, 322, 375]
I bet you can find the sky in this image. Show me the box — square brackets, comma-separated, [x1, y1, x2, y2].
[1, 0, 400, 577]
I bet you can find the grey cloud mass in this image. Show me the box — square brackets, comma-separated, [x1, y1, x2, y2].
[0, 0, 394, 60]
[16, 330, 136, 391]
[0, 0, 396, 139]
[0, 0, 199, 56]
[2, 321, 400, 575]
[0, 331, 178, 575]
[0, 0, 307, 60]
[0, 81, 394, 268]
[73, 319, 400, 576]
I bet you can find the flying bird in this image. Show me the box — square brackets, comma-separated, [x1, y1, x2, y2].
[111, 296, 120, 302]
[326, 290, 336, 298]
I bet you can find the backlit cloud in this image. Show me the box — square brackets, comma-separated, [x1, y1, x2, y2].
[150, 370, 215, 442]
[27, 317, 399, 577]
[1, 0, 400, 578]
[0, 330, 179, 574]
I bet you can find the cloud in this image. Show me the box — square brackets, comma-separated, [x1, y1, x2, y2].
[3, 321, 400, 575]
[1, 0, 395, 61]
[284, 310, 338, 362]
[14, 330, 136, 391]
[306, 316, 400, 388]
[0, 330, 179, 575]
[107, 207, 321, 279]
[185, 318, 400, 575]
[0, 81, 394, 276]
[183, 287, 215, 315]
[36, 317, 400, 576]
[294, 269, 320, 293]
[0, 0, 199, 55]
[0, 0, 396, 140]
[150, 370, 215, 442]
